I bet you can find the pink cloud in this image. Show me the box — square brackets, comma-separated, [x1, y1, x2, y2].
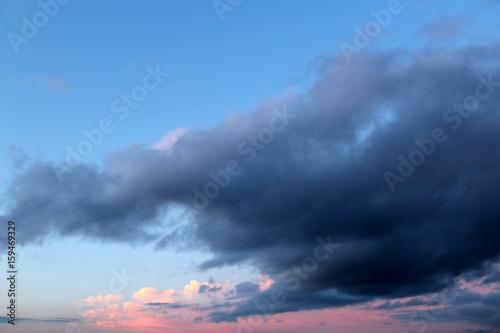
[133, 287, 176, 303]
[257, 275, 274, 291]
[80, 294, 123, 305]
[457, 277, 500, 295]
[152, 127, 188, 151]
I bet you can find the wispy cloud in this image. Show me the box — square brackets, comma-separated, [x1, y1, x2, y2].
[416, 14, 471, 40]
[27, 76, 72, 94]
[72, 274, 500, 333]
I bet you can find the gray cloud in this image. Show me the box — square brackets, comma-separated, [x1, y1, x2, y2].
[0, 316, 78, 323]
[417, 15, 470, 40]
[373, 297, 427, 310]
[391, 291, 500, 330]
[234, 281, 260, 296]
[464, 329, 499, 333]
[199, 284, 223, 294]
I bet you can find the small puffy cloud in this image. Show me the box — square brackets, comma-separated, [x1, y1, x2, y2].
[78, 294, 123, 306]
[184, 280, 201, 299]
[76, 279, 235, 333]
[133, 287, 176, 303]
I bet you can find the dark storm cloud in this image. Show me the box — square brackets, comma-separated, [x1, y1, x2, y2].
[148, 302, 192, 309]
[2, 42, 500, 327]
[233, 281, 260, 297]
[1, 162, 163, 244]
[390, 291, 500, 329]
[209, 286, 369, 323]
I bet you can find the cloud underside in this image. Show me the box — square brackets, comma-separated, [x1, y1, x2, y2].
[3, 43, 500, 327]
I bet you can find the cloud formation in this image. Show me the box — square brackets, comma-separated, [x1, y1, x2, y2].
[417, 15, 470, 41]
[75, 276, 500, 333]
[3, 42, 500, 329]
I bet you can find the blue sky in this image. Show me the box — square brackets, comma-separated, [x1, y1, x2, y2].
[1, 1, 500, 333]
[1, 0, 495, 165]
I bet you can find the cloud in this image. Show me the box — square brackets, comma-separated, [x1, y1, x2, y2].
[3, 41, 500, 329]
[199, 284, 222, 294]
[133, 287, 176, 303]
[464, 329, 499, 333]
[233, 281, 260, 297]
[390, 293, 500, 330]
[372, 297, 427, 310]
[0, 316, 79, 323]
[80, 294, 123, 305]
[152, 127, 188, 151]
[8, 145, 30, 169]
[386, 278, 500, 330]
[28, 76, 72, 94]
[416, 15, 470, 41]
[75, 280, 236, 333]
[184, 280, 201, 299]
[75, 276, 500, 333]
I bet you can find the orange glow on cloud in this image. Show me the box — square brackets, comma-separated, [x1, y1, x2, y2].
[184, 280, 201, 299]
[133, 287, 176, 303]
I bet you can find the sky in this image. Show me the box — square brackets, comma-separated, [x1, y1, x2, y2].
[1, 0, 500, 332]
